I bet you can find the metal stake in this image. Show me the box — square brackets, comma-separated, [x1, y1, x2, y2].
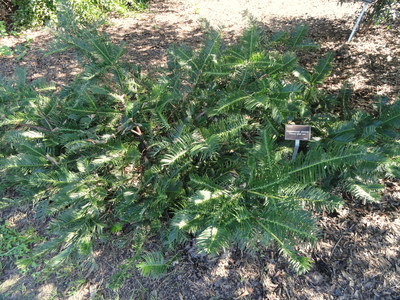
[348, 0, 372, 42]
[292, 140, 300, 161]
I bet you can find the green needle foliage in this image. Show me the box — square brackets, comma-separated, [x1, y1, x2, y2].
[0, 20, 398, 276]
[136, 251, 169, 278]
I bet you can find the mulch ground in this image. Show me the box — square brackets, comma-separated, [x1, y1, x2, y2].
[0, 0, 399, 299]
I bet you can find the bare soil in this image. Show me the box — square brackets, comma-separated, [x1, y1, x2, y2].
[0, 0, 399, 299]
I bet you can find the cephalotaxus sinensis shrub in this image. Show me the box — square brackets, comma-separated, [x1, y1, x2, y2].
[0, 21, 398, 276]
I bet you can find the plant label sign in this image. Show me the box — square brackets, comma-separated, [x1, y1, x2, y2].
[285, 125, 311, 141]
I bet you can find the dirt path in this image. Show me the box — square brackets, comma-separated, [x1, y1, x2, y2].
[0, 0, 399, 299]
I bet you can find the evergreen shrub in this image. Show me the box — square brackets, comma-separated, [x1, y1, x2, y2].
[7, 0, 148, 29]
[0, 22, 398, 275]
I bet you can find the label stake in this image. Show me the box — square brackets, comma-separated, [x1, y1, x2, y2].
[348, 0, 373, 42]
[292, 140, 300, 161]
